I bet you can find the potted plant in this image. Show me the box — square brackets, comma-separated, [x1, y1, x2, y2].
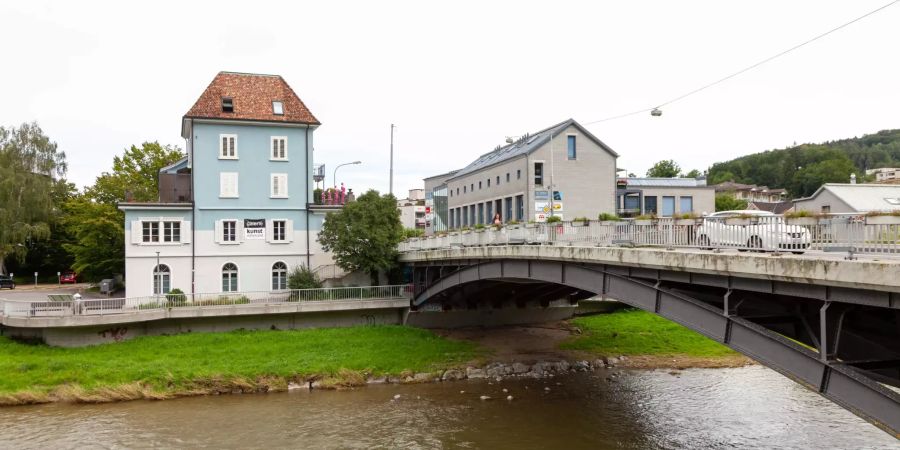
[675, 213, 699, 226]
[725, 213, 756, 226]
[865, 211, 900, 225]
[634, 214, 655, 226]
[525, 220, 538, 228]
[785, 210, 818, 226]
[598, 213, 621, 226]
[572, 217, 589, 227]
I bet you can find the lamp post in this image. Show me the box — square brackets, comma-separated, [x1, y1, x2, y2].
[333, 161, 362, 188]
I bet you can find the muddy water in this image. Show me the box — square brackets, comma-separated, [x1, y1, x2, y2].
[1, 366, 895, 449]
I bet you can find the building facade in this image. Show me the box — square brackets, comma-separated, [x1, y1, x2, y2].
[616, 178, 715, 217]
[431, 119, 618, 230]
[397, 188, 426, 230]
[793, 183, 900, 214]
[866, 168, 900, 183]
[119, 72, 330, 297]
[713, 181, 786, 203]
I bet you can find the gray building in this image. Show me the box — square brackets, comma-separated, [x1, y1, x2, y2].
[616, 177, 715, 217]
[428, 119, 618, 231]
[423, 170, 458, 234]
[793, 183, 900, 214]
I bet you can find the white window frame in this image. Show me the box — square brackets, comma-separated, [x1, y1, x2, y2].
[142, 221, 160, 243]
[219, 134, 238, 159]
[162, 221, 181, 243]
[220, 172, 239, 198]
[222, 220, 237, 242]
[222, 262, 239, 292]
[270, 136, 288, 161]
[272, 219, 287, 242]
[272, 261, 288, 290]
[271, 173, 288, 198]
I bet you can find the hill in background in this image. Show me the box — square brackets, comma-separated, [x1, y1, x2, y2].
[707, 129, 900, 197]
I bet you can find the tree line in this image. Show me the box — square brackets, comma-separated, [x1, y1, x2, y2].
[707, 129, 900, 197]
[1, 122, 183, 282]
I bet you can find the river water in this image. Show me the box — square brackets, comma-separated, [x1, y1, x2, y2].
[1, 366, 895, 449]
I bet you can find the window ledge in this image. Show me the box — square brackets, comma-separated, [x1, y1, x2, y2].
[219, 241, 241, 245]
[219, 196, 239, 199]
[138, 242, 186, 246]
[268, 241, 290, 244]
[269, 158, 289, 162]
[218, 156, 239, 160]
[270, 196, 289, 199]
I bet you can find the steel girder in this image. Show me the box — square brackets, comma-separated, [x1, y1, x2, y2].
[412, 259, 900, 438]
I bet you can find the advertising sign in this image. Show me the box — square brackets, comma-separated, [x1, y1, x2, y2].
[244, 218, 266, 240]
[536, 202, 563, 213]
[534, 190, 549, 201]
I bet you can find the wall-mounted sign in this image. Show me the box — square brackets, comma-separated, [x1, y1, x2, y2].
[244, 218, 266, 240]
[535, 213, 547, 222]
[553, 191, 563, 201]
[536, 202, 563, 213]
[534, 190, 550, 201]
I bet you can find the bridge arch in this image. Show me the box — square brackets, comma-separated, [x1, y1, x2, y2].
[413, 259, 900, 437]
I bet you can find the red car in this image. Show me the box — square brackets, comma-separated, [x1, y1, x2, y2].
[60, 271, 78, 284]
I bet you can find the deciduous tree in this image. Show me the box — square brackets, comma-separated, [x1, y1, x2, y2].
[317, 190, 403, 285]
[646, 159, 681, 178]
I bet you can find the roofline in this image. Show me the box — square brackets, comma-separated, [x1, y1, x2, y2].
[423, 169, 460, 181]
[620, 185, 715, 190]
[159, 156, 189, 174]
[218, 71, 282, 78]
[445, 118, 618, 182]
[183, 116, 321, 127]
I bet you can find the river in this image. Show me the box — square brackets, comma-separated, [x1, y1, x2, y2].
[1, 366, 895, 449]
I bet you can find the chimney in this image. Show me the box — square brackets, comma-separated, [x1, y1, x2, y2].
[850, 173, 857, 185]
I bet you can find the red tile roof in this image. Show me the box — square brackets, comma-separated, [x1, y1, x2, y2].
[184, 72, 320, 125]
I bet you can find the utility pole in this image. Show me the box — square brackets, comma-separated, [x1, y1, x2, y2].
[389, 124, 396, 196]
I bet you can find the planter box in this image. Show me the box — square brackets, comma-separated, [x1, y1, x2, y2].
[571, 221, 587, 227]
[725, 218, 751, 226]
[866, 215, 900, 225]
[675, 219, 697, 226]
[786, 217, 818, 226]
[634, 220, 653, 226]
[599, 221, 621, 226]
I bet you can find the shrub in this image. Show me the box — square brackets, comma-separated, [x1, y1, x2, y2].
[572, 216, 589, 222]
[634, 214, 657, 221]
[507, 220, 520, 225]
[474, 224, 486, 230]
[402, 228, 424, 239]
[288, 265, 323, 290]
[546, 216, 562, 223]
[166, 288, 187, 305]
[785, 210, 814, 218]
[598, 213, 621, 221]
[313, 188, 323, 205]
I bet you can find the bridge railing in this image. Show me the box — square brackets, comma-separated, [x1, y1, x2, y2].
[399, 213, 900, 257]
[0, 285, 412, 318]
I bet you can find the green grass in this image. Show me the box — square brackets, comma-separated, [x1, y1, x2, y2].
[0, 326, 480, 400]
[562, 309, 737, 357]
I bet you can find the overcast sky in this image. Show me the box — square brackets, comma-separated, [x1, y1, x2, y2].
[2, 1, 898, 197]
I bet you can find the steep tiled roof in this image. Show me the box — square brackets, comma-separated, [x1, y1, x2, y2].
[184, 72, 320, 125]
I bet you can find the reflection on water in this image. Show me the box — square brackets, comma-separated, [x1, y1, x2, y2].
[0, 366, 895, 449]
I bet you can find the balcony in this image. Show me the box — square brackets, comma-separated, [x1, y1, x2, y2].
[158, 173, 193, 203]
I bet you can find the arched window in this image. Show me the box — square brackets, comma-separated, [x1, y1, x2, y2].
[153, 264, 171, 295]
[272, 262, 288, 291]
[222, 263, 238, 292]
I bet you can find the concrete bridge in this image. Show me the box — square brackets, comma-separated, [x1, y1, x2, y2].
[400, 244, 900, 437]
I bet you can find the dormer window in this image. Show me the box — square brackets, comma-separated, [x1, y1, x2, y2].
[222, 97, 234, 113]
[272, 101, 284, 115]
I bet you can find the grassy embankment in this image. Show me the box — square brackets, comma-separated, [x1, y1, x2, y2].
[0, 326, 480, 406]
[562, 308, 750, 369]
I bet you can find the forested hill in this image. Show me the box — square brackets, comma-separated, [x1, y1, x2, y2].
[707, 129, 900, 197]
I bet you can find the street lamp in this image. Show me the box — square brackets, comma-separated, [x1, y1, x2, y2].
[155, 251, 160, 299]
[333, 161, 362, 188]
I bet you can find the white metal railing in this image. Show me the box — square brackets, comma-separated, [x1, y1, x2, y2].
[399, 214, 900, 258]
[0, 285, 411, 318]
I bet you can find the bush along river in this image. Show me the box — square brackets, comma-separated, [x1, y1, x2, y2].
[0, 308, 896, 447]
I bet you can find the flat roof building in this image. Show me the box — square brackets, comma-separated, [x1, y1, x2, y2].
[616, 177, 715, 217]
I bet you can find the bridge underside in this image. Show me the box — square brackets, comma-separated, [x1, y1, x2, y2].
[411, 259, 900, 437]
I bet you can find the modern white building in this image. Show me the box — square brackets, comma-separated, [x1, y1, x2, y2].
[866, 168, 900, 183]
[615, 177, 715, 217]
[397, 188, 426, 230]
[119, 72, 334, 297]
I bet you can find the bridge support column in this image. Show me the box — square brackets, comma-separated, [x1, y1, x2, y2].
[819, 302, 851, 362]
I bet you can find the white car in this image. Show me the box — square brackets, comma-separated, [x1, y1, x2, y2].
[695, 210, 811, 254]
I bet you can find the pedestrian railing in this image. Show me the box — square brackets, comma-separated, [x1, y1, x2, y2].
[0, 284, 412, 318]
[399, 214, 900, 258]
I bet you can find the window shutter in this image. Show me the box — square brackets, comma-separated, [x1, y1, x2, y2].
[181, 221, 192, 244]
[236, 220, 244, 243]
[279, 174, 288, 197]
[286, 219, 294, 242]
[266, 219, 274, 243]
[131, 221, 143, 244]
[220, 174, 228, 197]
[232, 173, 238, 197]
[214, 220, 222, 244]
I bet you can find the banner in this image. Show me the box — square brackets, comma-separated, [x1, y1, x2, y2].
[244, 218, 266, 240]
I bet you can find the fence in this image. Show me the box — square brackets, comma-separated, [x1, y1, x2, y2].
[399, 214, 900, 257]
[0, 285, 411, 318]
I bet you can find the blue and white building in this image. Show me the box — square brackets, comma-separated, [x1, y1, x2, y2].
[120, 72, 333, 296]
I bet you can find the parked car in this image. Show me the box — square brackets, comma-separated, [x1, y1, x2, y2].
[60, 271, 78, 284]
[0, 275, 15, 289]
[695, 210, 811, 254]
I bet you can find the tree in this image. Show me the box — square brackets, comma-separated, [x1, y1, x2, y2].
[7, 180, 77, 277]
[63, 142, 184, 281]
[715, 193, 749, 212]
[683, 169, 701, 178]
[0, 122, 67, 274]
[317, 190, 403, 285]
[646, 160, 681, 178]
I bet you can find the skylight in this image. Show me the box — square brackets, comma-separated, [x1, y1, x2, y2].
[884, 198, 900, 205]
[273, 101, 284, 115]
[221, 97, 234, 113]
